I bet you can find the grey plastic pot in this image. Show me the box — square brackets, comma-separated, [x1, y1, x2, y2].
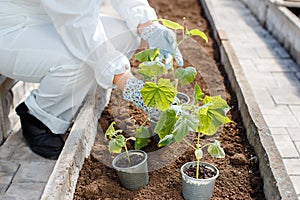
[149, 92, 190, 142]
[180, 161, 219, 200]
[173, 92, 190, 106]
[112, 150, 149, 190]
[149, 92, 190, 122]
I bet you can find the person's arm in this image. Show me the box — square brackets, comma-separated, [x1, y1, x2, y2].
[113, 70, 134, 91]
[114, 72, 159, 118]
[40, 0, 158, 117]
[40, 0, 130, 89]
[137, 21, 154, 35]
[111, 0, 183, 67]
[110, 0, 158, 36]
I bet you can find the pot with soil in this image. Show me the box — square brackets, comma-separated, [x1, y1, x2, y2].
[149, 92, 190, 142]
[181, 161, 219, 200]
[112, 150, 149, 190]
[173, 92, 190, 105]
[105, 122, 150, 190]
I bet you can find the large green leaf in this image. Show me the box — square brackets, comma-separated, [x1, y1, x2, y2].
[141, 79, 177, 111]
[158, 19, 184, 30]
[193, 83, 204, 102]
[173, 112, 198, 142]
[137, 61, 167, 80]
[135, 48, 160, 62]
[154, 109, 177, 139]
[188, 29, 208, 43]
[108, 135, 126, 153]
[158, 134, 175, 147]
[208, 140, 225, 158]
[175, 67, 197, 85]
[197, 96, 231, 135]
[134, 126, 150, 150]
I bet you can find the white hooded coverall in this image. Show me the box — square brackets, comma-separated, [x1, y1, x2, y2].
[0, 0, 157, 134]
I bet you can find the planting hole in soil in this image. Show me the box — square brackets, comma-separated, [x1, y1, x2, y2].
[74, 0, 266, 199]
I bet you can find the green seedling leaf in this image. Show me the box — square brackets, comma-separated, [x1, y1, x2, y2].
[188, 29, 208, 43]
[197, 95, 231, 135]
[154, 109, 177, 139]
[105, 122, 116, 140]
[105, 122, 122, 140]
[137, 61, 168, 80]
[135, 48, 160, 62]
[136, 70, 152, 81]
[134, 126, 150, 150]
[175, 67, 197, 85]
[195, 148, 203, 160]
[208, 140, 225, 158]
[193, 83, 204, 102]
[173, 112, 198, 142]
[158, 134, 175, 147]
[158, 18, 184, 30]
[108, 135, 126, 154]
[141, 78, 177, 111]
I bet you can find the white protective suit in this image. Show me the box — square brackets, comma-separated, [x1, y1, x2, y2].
[0, 0, 157, 134]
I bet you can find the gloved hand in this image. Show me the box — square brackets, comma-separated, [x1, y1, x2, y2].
[141, 23, 184, 68]
[123, 77, 160, 120]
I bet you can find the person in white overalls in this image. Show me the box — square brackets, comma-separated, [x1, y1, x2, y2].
[0, 0, 183, 159]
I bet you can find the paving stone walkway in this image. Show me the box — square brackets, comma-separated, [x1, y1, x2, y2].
[206, 0, 300, 198]
[0, 129, 56, 200]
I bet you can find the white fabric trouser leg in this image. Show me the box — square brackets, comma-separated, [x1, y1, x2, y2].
[0, 15, 140, 134]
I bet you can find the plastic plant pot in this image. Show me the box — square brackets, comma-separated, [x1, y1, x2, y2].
[174, 92, 190, 105]
[148, 92, 190, 142]
[112, 150, 149, 190]
[180, 161, 219, 200]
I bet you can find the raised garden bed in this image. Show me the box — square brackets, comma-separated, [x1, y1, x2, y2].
[73, 0, 266, 199]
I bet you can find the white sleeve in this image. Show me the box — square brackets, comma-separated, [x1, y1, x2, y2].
[40, 0, 130, 89]
[110, 0, 157, 36]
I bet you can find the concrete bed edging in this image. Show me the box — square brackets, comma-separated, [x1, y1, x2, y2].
[199, 0, 298, 199]
[41, 87, 111, 200]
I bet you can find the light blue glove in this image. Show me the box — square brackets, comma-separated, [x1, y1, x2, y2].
[141, 23, 184, 68]
[123, 77, 160, 120]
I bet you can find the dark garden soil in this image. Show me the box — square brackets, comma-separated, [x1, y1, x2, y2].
[184, 165, 217, 179]
[74, 0, 266, 199]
